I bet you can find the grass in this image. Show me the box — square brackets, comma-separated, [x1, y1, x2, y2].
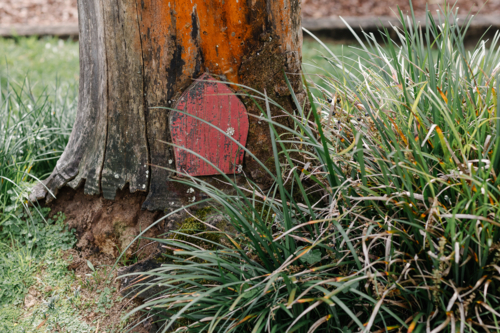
[124, 4, 500, 333]
[0, 38, 137, 332]
[0, 37, 79, 94]
[0, 208, 90, 332]
[3, 4, 500, 332]
[0, 37, 79, 212]
[302, 39, 364, 88]
[0, 34, 358, 332]
[302, 38, 403, 89]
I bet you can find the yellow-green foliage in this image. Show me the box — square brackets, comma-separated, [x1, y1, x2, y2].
[173, 207, 220, 249]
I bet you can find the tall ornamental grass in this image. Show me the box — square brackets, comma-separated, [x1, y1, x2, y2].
[0, 79, 76, 213]
[125, 4, 500, 333]
[0, 37, 78, 214]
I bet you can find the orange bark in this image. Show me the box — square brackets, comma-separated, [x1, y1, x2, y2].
[139, 0, 301, 85]
[32, 0, 303, 211]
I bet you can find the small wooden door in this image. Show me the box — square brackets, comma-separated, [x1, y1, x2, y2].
[169, 73, 249, 176]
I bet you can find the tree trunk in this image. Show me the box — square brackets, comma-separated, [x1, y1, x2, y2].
[31, 0, 303, 212]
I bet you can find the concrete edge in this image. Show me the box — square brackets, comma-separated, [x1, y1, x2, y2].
[302, 15, 500, 32]
[0, 24, 79, 37]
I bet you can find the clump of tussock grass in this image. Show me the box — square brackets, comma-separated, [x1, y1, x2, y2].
[0, 36, 78, 213]
[125, 3, 500, 332]
[0, 77, 76, 212]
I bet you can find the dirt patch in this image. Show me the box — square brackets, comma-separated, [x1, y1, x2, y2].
[16, 247, 154, 333]
[47, 185, 169, 259]
[64, 249, 153, 332]
[19, 183, 188, 332]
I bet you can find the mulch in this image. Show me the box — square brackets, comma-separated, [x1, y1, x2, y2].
[1, 0, 499, 27]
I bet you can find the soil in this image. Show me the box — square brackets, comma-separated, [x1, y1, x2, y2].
[1, 0, 499, 27]
[21, 247, 153, 332]
[63, 249, 152, 333]
[46, 185, 172, 260]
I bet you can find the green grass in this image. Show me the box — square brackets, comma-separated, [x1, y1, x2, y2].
[125, 5, 500, 333]
[0, 37, 79, 94]
[302, 39, 366, 88]
[0, 206, 130, 332]
[0, 37, 94, 332]
[4, 6, 499, 332]
[0, 37, 79, 211]
[0, 208, 92, 332]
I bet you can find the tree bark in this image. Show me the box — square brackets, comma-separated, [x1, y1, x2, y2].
[31, 0, 303, 211]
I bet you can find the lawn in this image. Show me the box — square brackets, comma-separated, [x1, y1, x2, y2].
[0, 37, 79, 92]
[0, 35, 357, 332]
[2, 11, 500, 331]
[0, 37, 133, 332]
[303, 37, 365, 84]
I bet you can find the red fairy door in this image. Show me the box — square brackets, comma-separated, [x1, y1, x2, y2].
[169, 73, 249, 176]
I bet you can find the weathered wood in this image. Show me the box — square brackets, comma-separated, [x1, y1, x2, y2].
[99, 0, 149, 200]
[67, 0, 107, 196]
[31, 0, 108, 201]
[170, 73, 249, 177]
[31, 0, 303, 211]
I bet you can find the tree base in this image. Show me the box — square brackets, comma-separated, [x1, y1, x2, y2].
[46, 184, 173, 259]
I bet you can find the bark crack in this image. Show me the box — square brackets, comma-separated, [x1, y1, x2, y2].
[134, 0, 150, 193]
[98, 0, 109, 195]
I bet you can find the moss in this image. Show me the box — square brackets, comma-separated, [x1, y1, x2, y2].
[112, 220, 127, 236]
[172, 207, 221, 249]
[250, 201, 273, 224]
